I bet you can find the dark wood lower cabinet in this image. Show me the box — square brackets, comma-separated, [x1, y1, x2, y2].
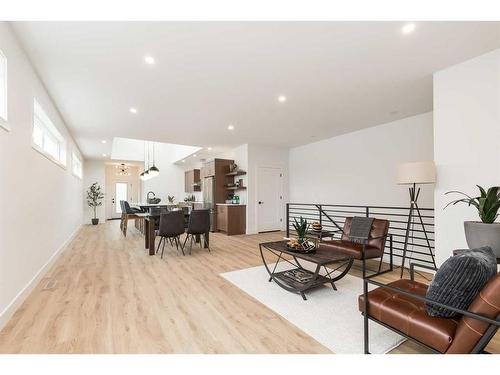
[216, 205, 246, 235]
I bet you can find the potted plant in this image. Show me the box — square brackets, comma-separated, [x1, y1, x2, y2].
[445, 185, 500, 257]
[292, 216, 310, 244]
[167, 195, 175, 204]
[86, 182, 105, 225]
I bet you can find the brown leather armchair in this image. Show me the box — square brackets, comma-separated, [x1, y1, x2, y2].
[359, 263, 500, 354]
[322, 217, 393, 278]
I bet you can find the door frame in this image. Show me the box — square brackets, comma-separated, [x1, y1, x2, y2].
[107, 181, 129, 220]
[256, 166, 284, 233]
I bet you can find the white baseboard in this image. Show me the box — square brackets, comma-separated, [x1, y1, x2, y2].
[0, 225, 83, 331]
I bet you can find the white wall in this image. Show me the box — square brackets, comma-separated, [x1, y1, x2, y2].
[247, 144, 289, 234]
[83, 160, 106, 223]
[0, 23, 83, 328]
[289, 112, 435, 208]
[433, 49, 500, 266]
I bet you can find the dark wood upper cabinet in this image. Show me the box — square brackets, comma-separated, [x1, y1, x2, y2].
[184, 169, 201, 193]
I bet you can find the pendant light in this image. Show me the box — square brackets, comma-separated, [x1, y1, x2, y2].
[143, 141, 151, 180]
[148, 142, 160, 177]
[140, 141, 148, 181]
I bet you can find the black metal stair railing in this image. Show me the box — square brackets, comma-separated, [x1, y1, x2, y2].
[286, 203, 435, 267]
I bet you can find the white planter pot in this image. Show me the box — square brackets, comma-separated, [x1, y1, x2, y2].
[464, 221, 500, 258]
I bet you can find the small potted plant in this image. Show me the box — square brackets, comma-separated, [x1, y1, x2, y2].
[86, 182, 105, 225]
[445, 185, 500, 257]
[167, 195, 175, 204]
[293, 216, 310, 244]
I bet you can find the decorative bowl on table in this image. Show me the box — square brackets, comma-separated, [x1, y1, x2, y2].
[286, 239, 317, 253]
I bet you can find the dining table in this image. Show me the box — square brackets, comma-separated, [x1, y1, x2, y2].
[135, 210, 209, 256]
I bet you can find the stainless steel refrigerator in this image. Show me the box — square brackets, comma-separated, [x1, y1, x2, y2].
[202, 176, 217, 231]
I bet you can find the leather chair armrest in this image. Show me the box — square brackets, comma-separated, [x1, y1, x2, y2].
[363, 278, 500, 327]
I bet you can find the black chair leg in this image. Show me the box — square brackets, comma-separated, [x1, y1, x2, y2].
[161, 237, 167, 259]
[189, 235, 194, 255]
[156, 237, 163, 254]
[176, 236, 185, 256]
[182, 233, 189, 250]
[203, 234, 211, 253]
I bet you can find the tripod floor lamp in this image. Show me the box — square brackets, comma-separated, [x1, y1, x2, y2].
[397, 161, 437, 277]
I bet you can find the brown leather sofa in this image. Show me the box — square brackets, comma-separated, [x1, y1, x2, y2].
[359, 264, 500, 354]
[323, 217, 392, 278]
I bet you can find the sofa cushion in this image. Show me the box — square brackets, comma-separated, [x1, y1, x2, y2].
[426, 247, 496, 318]
[358, 279, 460, 353]
[322, 240, 381, 260]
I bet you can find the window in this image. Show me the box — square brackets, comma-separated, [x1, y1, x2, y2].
[0, 49, 7, 130]
[32, 99, 67, 166]
[72, 151, 83, 179]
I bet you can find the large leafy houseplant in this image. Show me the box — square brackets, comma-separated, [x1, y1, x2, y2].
[445, 185, 500, 258]
[445, 185, 500, 223]
[86, 182, 105, 225]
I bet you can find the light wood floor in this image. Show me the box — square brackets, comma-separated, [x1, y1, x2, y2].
[0, 221, 498, 354]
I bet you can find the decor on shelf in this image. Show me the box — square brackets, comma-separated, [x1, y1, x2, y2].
[292, 216, 310, 244]
[229, 163, 238, 172]
[445, 185, 500, 258]
[167, 195, 175, 204]
[397, 161, 437, 276]
[86, 182, 104, 225]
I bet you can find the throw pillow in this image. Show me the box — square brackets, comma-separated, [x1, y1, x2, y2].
[426, 246, 496, 318]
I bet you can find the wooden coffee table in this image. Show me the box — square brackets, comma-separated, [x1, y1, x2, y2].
[259, 240, 354, 300]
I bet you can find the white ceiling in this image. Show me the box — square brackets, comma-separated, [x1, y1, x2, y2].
[11, 21, 500, 159]
[111, 137, 201, 164]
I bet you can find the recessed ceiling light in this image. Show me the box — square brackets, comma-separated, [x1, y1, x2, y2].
[144, 56, 155, 65]
[278, 95, 287, 103]
[207, 147, 212, 151]
[193, 154, 197, 157]
[227, 124, 235, 130]
[401, 23, 416, 34]
[101, 140, 107, 144]
[102, 153, 107, 157]
[182, 160, 185, 163]
[129, 107, 137, 114]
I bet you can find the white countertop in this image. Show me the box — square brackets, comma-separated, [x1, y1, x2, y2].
[216, 203, 246, 206]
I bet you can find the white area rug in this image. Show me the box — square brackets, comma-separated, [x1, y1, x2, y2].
[221, 263, 405, 354]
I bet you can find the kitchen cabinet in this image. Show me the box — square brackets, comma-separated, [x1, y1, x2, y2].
[216, 204, 246, 235]
[203, 160, 215, 177]
[184, 169, 201, 193]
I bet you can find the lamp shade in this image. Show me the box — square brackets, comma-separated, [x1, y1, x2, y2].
[397, 161, 436, 185]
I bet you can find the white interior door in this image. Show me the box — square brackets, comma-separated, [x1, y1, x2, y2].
[108, 182, 128, 219]
[257, 167, 283, 232]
